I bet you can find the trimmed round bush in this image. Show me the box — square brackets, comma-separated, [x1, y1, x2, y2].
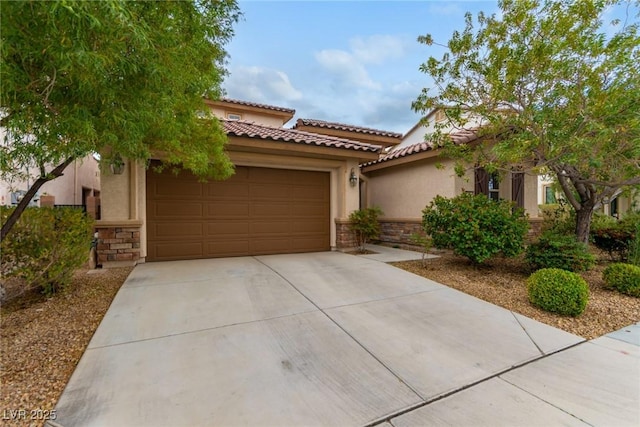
[525, 232, 595, 272]
[602, 263, 640, 298]
[527, 268, 589, 316]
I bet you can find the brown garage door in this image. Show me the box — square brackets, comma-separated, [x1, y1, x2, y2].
[146, 165, 330, 261]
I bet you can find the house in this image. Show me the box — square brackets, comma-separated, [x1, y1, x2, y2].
[360, 114, 540, 245]
[538, 174, 639, 219]
[95, 99, 383, 267]
[0, 125, 101, 215]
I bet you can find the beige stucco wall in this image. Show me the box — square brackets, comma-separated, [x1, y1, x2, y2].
[366, 160, 541, 220]
[99, 152, 361, 260]
[365, 157, 459, 219]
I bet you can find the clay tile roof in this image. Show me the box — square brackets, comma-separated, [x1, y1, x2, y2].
[220, 98, 295, 114]
[293, 118, 403, 139]
[222, 120, 382, 153]
[363, 128, 478, 166]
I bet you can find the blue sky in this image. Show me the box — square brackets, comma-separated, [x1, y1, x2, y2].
[223, 1, 501, 134]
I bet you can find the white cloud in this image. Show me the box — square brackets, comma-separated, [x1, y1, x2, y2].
[349, 35, 407, 64]
[224, 66, 302, 103]
[314, 49, 381, 90]
[428, 3, 463, 16]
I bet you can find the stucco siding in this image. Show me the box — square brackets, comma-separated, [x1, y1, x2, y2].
[365, 158, 459, 219]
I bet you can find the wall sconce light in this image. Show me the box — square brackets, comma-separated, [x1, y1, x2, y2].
[349, 168, 358, 187]
[110, 154, 125, 175]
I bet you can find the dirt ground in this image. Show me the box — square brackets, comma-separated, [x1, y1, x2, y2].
[1, 251, 639, 426]
[1, 267, 132, 426]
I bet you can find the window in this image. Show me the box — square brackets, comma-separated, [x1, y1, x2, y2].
[474, 167, 501, 201]
[610, 197, 619, 218]
[434, 109, 446, 122]
[226, 113, 242, 120]
[544, 186, 557, 204]
[488, 174, 500, 201]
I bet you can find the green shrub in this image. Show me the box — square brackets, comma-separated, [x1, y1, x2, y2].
[527, 268, 589, 316]
[539, 201, 576, 236]
[1, 207, 94, 296]
[590, 212, 638, 261]
[628, 221, 640, 266]
[348, 206, 383, 252]
[525, 232, 595, 272]
[602, 263, 640, 297]
[422, 193, 529, 265]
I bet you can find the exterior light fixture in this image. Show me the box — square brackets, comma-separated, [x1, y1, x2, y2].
[349, 168, 358, 187]
[110, 154, 125, 175]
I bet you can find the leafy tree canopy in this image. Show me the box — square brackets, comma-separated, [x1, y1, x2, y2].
[413, 0, 640, 242]
[1, 0, 240, 239]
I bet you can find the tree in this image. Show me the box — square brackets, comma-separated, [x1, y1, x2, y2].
[0, 0, 240, 240]
[413, 0, 640, 243]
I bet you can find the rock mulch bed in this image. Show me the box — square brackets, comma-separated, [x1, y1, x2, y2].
[1, 267, 132, 426]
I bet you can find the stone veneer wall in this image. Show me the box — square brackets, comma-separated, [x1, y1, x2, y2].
[96, 225, 141, 265]
[378, 218, 424, 246]
[335, 219, 357, 249]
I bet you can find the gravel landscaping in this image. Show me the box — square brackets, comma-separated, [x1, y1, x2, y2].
[1, 267, 132, 426]
[1, 250, 639, 426]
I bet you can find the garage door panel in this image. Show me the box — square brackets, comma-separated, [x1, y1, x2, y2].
[251, 221, 291, 234]
[250, 167, 290, 182]
[153, 179, 202, 197]
[147, 164, 330, 261]
[206, 182, 249, 199]
[206, 202, 250, 218]
[153, 202, 203, 218]
[249, 183, 291, 199]
[207, 240, 250, 257]
[152, 223, 203, 238]
[251, 203, 291, 217]
[292, 220, 328, 233]
[292, 185, 328, 201]
[292, 203, 328, 216]
[154, 242, 203, 260]
[207, 222, 249, 236]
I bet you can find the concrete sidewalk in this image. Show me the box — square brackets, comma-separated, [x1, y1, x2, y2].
[49, 247, 639, 426]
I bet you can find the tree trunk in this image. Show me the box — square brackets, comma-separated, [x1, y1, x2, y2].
[575, 207, 594, 244]
[1, 157, 75, 241]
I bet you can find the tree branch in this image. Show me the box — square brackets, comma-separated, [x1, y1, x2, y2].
[1, 156, 75, 241]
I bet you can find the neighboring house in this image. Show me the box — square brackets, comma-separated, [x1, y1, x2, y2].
[538, 174, 639, 219]
[360, 113, 540, 245]
[96, 99, 382, 266]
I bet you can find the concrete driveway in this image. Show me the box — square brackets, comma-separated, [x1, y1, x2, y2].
[50, 248, 639, 427]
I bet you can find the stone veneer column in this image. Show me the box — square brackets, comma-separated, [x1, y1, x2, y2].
[95, 222, 142, 267]
[334, 218, 357, 249]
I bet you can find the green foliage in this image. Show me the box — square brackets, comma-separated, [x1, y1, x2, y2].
[0, 207, 94, 296]
[590, 213, 639, 261]
[527, 268, 589, 316]
[1, 0, 240, 238]
[422, 193, 529, 264]
[525, 231, 595, 272]
[348, 207, 383, 252]
[603, 263, 640, 297]
[413, 0, 640, 244]
[539, 202, 576, 236]
[628, 219, 640, 266]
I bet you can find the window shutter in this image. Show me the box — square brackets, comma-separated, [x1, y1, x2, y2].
[475, 167, 489, 196]
[512, 172, 524, 208]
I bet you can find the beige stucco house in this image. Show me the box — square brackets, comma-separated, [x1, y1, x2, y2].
[0, 147, 100, 211]
[360, 114, 540, 244]
[96, 99, 383, 266]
